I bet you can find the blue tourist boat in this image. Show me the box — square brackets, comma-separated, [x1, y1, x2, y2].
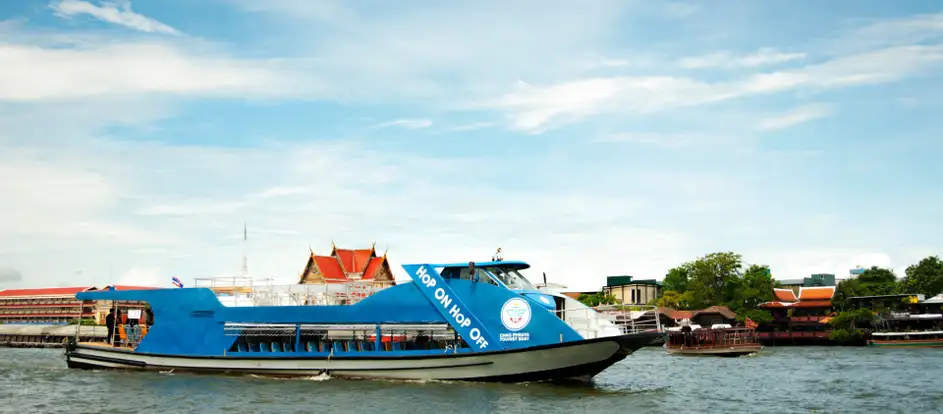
[64, 260, 660, 382]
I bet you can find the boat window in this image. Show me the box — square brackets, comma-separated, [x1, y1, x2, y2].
[487, 267, 537, 291]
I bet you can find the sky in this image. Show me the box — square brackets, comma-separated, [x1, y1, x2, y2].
[1, 0, 942, 291]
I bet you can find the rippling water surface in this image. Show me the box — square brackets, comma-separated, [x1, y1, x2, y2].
[1, 346, 939, 414]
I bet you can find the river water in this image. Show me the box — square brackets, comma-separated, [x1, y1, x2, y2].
[0, 346, 938, 414]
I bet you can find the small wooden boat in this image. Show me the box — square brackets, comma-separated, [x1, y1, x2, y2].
[664, 326, 761, 357]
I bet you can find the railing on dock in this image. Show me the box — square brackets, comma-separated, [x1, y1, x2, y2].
[193, 277, 396, 307]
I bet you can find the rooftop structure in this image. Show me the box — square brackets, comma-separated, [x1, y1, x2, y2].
[623, 306, 737, 329]
[777, 273, 836, 295]
[298, 243, 395, 284]
[760, 286, 837, 309]
[603, 275, 662, 306]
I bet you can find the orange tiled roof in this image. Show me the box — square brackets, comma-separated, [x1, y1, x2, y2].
[670, 310, 694, 319]
[791, 300, 833, 308]
[798, 286, 836, 301]
[774, 288, 798, 302]
[362, 257, 386, 280]
[333, 247, 376, 273]
[314, 256, 347, 281]
[759, 301, 789, 308]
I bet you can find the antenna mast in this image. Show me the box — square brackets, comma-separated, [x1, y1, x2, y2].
[241, 222, 248, 277]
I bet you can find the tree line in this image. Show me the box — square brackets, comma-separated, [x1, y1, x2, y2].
[832, 256, 943, 310]
[576, 252, 943, 323]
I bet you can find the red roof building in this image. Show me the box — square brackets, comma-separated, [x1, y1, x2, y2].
[0, 285, 159, 325]
[298, 243, 395, 285]
[757, 286, 837, 344]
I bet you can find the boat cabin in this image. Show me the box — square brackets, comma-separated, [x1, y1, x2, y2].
[437, 261, 538, 291]
[665, 327, 761, 356]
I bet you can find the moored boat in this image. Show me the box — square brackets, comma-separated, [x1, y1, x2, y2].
[664, 326, 761, 357]
[64, 260, 659, 382]
[869, 331, 943, 348]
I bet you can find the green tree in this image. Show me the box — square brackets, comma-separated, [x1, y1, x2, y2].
[832, 277, 863, 311]
[832, 267, 901, 310]
[655, 290, 694, 309]
[655, 252, 779, 321]
[858, 266, 900, 295]
[902, 256, 943, 297]
[735, 308, 774, 324]
[662, 265, 690, 293]
[737, 265, 778, 309]
[577, 291, 618, 307]
[826, 309, 874, 345]
[684, 252, 744, 309]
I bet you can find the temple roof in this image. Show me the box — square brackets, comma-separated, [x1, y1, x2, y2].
[300, 244, 391, 284]
[773, 288, 798, 302]
[332, 246, 376, 274]
[798, 286, 836, 301]
[760, 286, 836, 309]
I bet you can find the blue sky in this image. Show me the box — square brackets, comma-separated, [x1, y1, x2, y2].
[1, 0, 941, 291]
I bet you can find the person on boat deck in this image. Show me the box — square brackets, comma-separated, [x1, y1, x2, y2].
[105, 309, 115, 344]
[113, 309, 122, 347]
[468, 262, 478, 282]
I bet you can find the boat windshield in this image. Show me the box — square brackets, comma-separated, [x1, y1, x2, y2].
[485, 266, 537, 291]
[439, 266, 537, 291]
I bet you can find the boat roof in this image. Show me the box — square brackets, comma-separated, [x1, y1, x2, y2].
[428, 261, 530, 270]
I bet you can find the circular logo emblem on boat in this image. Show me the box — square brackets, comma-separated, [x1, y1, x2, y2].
[501, 298, 531, 331]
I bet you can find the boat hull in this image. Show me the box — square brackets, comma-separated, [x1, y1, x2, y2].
[869, 339, 943, 348]
[65, 332, 659, 382]
[664, 344, 762, 357]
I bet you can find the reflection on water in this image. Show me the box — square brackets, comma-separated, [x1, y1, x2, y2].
[1, 346, 941, 414]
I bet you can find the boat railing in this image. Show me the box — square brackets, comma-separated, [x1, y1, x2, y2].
[666, 327, 760, 348]
[553, 304, 662, 338]
[192, 277, 397, 307]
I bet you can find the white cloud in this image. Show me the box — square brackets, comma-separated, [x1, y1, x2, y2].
[679, 48, 806, 69]
[431, 122, 495, 135]
[374, 119, 433, 129]
[227, 0, 636, 103]
[0, 39, 318, 101]
[595, 132, 720, 148]
[831, 12, 943, 54]
[756, 103, 834, 131]
[51, 0, 181, 35]
[116, 267, 167, 288]
[2, 4, 941, 295]
[487, 45, 943, 132]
